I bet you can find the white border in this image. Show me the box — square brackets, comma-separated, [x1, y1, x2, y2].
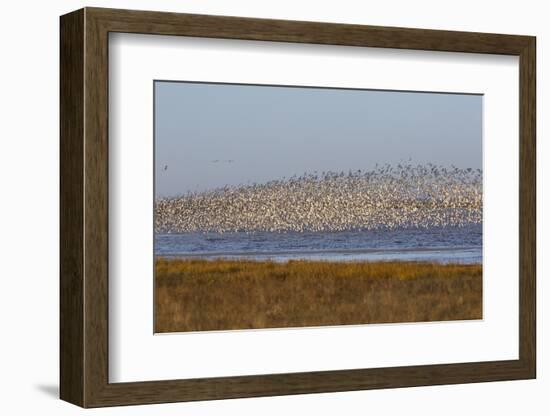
[109, 33, 519, 382]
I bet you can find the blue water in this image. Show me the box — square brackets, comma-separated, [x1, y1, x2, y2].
[155, 224, 482, 264]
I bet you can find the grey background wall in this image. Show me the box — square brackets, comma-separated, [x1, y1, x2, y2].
[0, 1, 546, 414]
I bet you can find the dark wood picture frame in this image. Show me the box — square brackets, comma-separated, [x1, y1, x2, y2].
[60, 7, 536, 408]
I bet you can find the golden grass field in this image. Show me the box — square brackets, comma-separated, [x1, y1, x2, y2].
[155, 258, 482, 333]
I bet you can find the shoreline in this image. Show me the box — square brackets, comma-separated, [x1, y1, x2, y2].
[155, 244, 482, 264]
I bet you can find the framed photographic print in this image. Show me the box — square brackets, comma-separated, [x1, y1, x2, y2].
[60, 7, 536, 407]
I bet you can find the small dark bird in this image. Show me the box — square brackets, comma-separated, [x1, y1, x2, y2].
[211, 159, 234, 164]
[164, 165, 168, 171]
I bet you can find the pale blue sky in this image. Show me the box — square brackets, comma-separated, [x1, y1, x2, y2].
[155, 81, 482, 197]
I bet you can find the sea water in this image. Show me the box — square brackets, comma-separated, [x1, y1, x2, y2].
[155, 223, 481, 264]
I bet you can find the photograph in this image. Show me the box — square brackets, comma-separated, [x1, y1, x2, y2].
[55, 6, 537, 409]
[153, 81, 483, 333]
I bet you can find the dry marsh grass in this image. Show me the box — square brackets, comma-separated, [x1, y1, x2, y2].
[155, 258, 482, 333]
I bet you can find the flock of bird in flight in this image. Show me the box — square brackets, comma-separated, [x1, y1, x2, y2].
[155, 163, 482, 234]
